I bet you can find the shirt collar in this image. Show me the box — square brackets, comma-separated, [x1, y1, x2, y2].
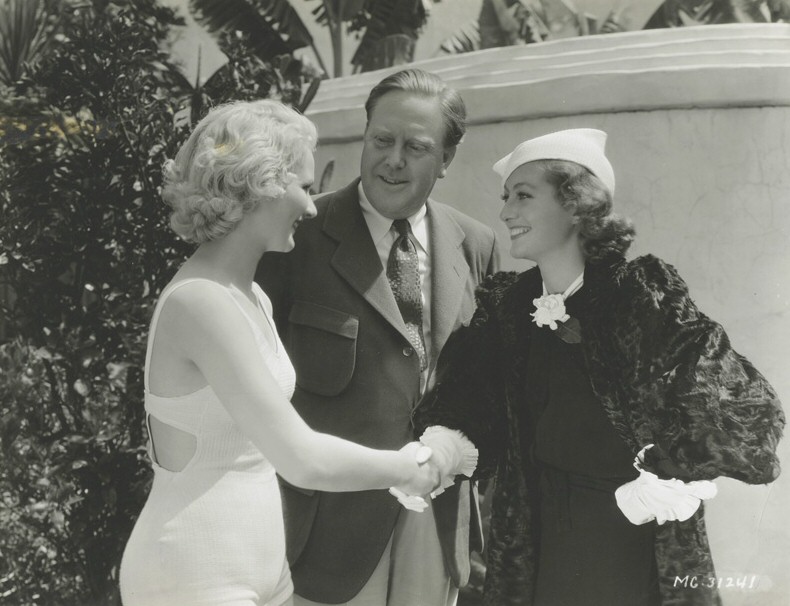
[358, 182, 429, 251]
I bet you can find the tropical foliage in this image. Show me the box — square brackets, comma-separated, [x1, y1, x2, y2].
[439, 0, 790, 55]
[189, 0, 434, 77]
[0, 0, 313, 603]
[644, 0, 790, 28]
[0, 2, 188, 601]
[0, 0, 61, 87]
[440, 0, 624, 54]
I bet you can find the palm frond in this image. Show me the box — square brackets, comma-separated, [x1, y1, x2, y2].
[350, 0, 426, 71]
[438, 20, 480, 54]
[262, 0, 316, 45]
[296, 74, 321, 113]
[0, 0, 57, 85]
[189, 0, 312, 59]
[310, 0, 367, 26]
[317, 158, 334, 194]
[643, 0, 756, 28]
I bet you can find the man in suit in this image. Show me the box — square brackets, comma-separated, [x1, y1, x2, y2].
[256, 68, 499, 606]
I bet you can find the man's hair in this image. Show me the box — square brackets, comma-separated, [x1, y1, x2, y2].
[364, 68, 466, 148]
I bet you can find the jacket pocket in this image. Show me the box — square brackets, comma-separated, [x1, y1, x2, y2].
[287, 300, 358, 397]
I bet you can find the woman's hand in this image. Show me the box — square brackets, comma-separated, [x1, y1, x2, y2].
[393, 442, 441, 497]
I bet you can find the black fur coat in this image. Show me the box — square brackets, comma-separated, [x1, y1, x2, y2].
[415, 253, 784, 606]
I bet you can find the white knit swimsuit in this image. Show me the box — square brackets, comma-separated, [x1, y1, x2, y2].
[120, 280, 295, 606]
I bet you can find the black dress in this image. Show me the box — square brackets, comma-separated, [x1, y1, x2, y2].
[523, 289, 661, 606]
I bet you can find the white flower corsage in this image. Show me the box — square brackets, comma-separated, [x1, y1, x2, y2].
[531, 272, 584, 330]
[531, 294, 570, 330]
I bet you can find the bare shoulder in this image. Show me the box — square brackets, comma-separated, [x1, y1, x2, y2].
[158, 279, 240, 331]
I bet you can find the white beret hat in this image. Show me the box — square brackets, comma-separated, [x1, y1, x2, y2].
[492, 128, 615, 195]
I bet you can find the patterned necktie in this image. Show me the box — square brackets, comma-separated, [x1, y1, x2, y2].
[387, 219, 427, 371]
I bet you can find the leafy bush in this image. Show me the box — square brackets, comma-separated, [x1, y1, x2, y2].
[0, 1, 315, 603]
[0, 2, 188, 602]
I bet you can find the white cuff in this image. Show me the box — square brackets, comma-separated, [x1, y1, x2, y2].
[615, 444, 717, 525]
[419, 426, 478, 497]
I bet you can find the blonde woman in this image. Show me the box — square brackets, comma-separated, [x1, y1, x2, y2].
[120, 100, 438, 606]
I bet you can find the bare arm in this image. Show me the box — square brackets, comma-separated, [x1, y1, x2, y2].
[163, 281, 437, 494]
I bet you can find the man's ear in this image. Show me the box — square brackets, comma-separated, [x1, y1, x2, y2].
[438, 145, 458, 179]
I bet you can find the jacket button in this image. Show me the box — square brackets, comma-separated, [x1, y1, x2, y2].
[402, 347, 413, 356]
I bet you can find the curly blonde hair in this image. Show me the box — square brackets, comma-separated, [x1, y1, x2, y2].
[537, 159, 635, 261]
[163, 100, 317, 243]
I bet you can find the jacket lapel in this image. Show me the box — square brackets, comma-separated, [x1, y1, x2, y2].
[428, 200, 470, 364]
[322, 181, 412, 343]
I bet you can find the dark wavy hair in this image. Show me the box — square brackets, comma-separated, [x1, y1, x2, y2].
[537, 159, 635, 261]
[364, 68, 466, 148]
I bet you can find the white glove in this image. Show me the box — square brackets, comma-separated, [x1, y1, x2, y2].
[389, 445, 433, 512]
[388, 487, 429, 512]
[419, 426, 478, 498]
[615, 444, 718, 525]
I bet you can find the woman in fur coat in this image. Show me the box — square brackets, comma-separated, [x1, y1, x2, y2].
[413, 129, 784, 606]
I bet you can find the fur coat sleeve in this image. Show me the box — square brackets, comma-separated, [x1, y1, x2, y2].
[594, 255, 785, 484]
[414, 271, 519, 479]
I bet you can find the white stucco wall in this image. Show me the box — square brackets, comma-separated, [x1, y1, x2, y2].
[307, 24, 790, 605]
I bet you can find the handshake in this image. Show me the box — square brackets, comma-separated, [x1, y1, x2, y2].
[388, 427, 478, 513]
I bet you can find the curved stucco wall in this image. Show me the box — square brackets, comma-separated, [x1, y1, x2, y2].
[307, 24, 790, 606]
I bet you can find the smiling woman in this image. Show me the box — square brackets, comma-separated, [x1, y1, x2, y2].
[119, 99, 440, 606]
[162, 101, 316, 246]
[244, 151, 316, 253]
[415, 128, 784, 606]
[500, 162, 581, 266]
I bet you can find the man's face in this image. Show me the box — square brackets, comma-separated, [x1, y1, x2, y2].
[360, 91, 456, 220]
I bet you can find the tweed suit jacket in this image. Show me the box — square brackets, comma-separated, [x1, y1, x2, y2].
[415, 253, 784, 606]
[255, 179, 499, 603]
